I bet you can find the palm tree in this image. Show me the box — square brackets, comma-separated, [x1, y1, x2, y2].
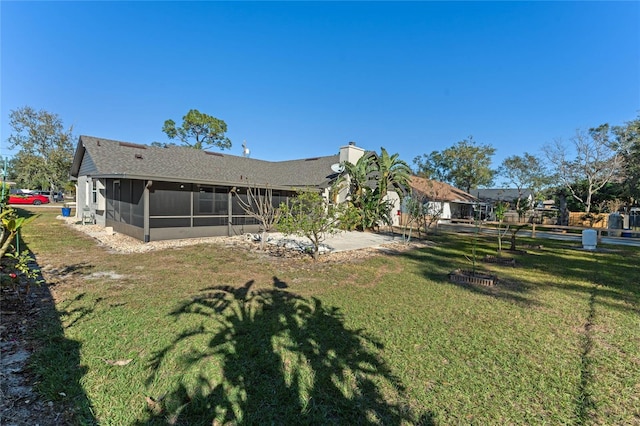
[341, 154, 377, 208]
[341, 149, 410, 231]
[375, 147, 412, 204]
[341, 154, 377, 231]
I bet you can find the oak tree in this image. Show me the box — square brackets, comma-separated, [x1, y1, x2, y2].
[7, 106, 74, 192]
[414, 137, 496, 193]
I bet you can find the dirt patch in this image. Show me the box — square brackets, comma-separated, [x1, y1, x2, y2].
[0, 286, 76, 425]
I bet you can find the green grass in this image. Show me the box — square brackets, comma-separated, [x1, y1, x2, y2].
[20, 209, 640, 425]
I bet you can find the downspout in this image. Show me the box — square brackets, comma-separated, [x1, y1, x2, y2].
[144, 180, 152, 243]
[228, 189, 233, 236]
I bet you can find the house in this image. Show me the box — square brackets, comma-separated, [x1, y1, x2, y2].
[469, 188, 535, 221]
[407, 176, 479, 221]
[470, 188, 534, 207]
[70, 136, 402, 242]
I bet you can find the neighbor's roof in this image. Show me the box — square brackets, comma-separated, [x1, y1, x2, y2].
[409, 176, 478, 203]
[469, 188, 533, 201]
[70, 136, 340, 190]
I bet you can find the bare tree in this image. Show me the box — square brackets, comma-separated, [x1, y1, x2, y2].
[404, 179, 445, 239]
[232, 185, 280, 250]
[544, 126, 624, 213]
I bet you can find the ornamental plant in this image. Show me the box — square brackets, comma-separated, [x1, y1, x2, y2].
[277, 190, 341, 261]
[0, 207, 43, 297]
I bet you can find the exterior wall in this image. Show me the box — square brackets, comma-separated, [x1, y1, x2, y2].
[74, 176, 89, 219]
[336, 143, 367, 204]
[384, 190, 402, 226]
[440, 202, 452, 220]
[339, 142, 365, 165]
[150, 224, 261, 241]
[94, 179, 107, 226]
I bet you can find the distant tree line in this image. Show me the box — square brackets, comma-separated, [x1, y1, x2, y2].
[412, 114, 640, 216]
[4, 105, 639, 217]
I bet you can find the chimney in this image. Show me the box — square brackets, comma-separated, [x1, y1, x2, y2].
[339, 141, 365, 165]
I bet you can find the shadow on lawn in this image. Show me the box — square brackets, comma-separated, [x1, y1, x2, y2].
[400, 239, 539, 307]
[1, 242, 97, 423]
[141, 277, 434, 425]
[402, 234, 640, 313]
[529, 245, 640, 316]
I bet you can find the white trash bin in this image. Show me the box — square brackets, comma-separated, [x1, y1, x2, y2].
[582, 229, 597, 250]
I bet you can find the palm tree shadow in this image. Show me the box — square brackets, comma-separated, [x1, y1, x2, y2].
[1, 248, 97, 424]
[141, 277, 432, 425]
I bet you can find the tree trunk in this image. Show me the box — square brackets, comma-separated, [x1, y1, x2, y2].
[585, 190, 592, 214]
[260, 230, 267, 251]
[559, 194, 569, 226]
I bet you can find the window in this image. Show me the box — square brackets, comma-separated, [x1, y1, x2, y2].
[195, 186, 228, 215]
[92, 180, 98, 204]
[149, 182, 192, 216]
[197, 186, 214, 214]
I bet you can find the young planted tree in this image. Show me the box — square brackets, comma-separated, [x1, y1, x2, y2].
[277, 190, 341, 261]
[0, 208, 42, 296]
[401, 195, 422, 243]
[232, 185, 280, 251]
[408, 178, 446, 236]
[162, 109, 232, 150]
[494, 201, 509, 254]
[401, 190, 443, 243]
[7, 106, 74, 192]
[544, 126, 624, 213]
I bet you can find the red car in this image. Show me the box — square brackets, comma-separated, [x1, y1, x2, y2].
[8, 192, 50, 205]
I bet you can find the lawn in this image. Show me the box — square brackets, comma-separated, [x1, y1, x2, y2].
[20, 209, 640, 425]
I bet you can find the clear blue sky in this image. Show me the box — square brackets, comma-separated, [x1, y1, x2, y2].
[2, 1, 639, 177]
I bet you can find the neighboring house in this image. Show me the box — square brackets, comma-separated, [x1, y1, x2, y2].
[470, 188, 534, 207]
[408, 176, 479, 221]
[70, 136, 402, 242]
[470, 188, 534, 221]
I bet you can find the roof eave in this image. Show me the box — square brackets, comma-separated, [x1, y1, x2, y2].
[83, 173, 304, 192]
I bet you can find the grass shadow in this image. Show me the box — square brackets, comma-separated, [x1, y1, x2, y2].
[399, 237, 539, 307]
[402, 233, 640, 313]
[140, 277, 432, 425]
[1, 247, 97, 423]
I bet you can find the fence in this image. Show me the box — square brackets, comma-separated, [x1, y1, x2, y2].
[567, 212, 609, 228]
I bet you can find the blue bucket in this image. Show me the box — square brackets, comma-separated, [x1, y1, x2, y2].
[61, 207, 71, 217]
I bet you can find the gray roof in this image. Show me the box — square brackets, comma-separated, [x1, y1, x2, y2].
[70, 136, 341, 190]
[470, 188, 533, 201]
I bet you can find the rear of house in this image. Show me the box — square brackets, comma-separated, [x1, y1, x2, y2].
[71, 136, 403, 242]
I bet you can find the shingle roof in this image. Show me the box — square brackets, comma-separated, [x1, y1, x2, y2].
[409, 176, 478, 203]
[469, 188, 533, 201]
[71, 136, 341, 190]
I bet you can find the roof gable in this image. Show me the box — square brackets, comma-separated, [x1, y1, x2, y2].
[409, 176, 477, 203]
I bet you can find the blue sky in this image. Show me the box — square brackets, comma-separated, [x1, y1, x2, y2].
[2, 1, 638, 177]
